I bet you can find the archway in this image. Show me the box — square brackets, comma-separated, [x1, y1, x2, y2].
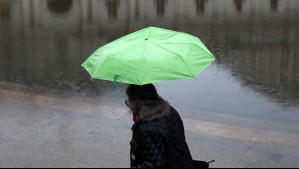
[47, 0, 73, 14]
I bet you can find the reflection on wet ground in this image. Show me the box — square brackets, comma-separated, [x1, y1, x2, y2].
[0, 0, 298, 105]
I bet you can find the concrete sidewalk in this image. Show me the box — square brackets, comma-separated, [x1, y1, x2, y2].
[0, 82, 299, 168]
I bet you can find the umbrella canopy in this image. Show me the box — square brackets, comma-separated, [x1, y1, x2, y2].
[82, 27, 215, 85]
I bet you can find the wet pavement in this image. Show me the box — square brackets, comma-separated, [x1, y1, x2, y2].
[1, 81, 299, 168]
[1, 0, 299, 168]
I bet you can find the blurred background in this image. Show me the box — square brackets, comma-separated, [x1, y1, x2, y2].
[0, 0, 299, 168]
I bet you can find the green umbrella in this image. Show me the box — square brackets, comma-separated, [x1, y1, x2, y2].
[82, 27, 215, 87]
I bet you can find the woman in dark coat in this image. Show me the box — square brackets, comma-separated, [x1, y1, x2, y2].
[126, 84, 194, 168]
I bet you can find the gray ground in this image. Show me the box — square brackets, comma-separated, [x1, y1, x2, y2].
[0, 81, 299, 168]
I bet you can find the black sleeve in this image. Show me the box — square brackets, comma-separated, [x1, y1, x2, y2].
[135, 131, 167, 168]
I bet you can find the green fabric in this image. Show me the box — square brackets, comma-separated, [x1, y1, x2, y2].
[82, 27, 215, 85]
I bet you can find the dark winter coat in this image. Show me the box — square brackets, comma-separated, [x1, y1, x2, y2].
[130, 106, 194, 168]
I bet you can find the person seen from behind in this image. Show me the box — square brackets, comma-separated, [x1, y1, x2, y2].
[126, 84, 194, 168]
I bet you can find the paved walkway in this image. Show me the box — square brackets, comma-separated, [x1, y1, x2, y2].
[0, 81, 299, 168]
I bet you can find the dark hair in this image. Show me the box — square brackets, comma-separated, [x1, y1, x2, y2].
[126, 84, 170, 122]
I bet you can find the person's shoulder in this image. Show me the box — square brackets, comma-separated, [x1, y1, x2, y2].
[139, 118, 169, 137]
[168, 105, 178, 114]
[169, 106, 182, 118]
[138, 106, 179, 134]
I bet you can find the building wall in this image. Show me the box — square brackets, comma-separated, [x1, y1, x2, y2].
[1, 0, 299, 32]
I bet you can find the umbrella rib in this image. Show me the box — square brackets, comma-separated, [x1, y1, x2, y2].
[140, 42, 147, 85]
[92, 49, 131, 79]
[139, 30, 151, 85]
[91, 54, 110, 78]
[163, 33, 180, 41]
[92, 40, 145, 80]
[161, 32, 214, 57]
[150, 41, 196, 78]
[139, 29, 153, 85]
[164, 42, 215, 58]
